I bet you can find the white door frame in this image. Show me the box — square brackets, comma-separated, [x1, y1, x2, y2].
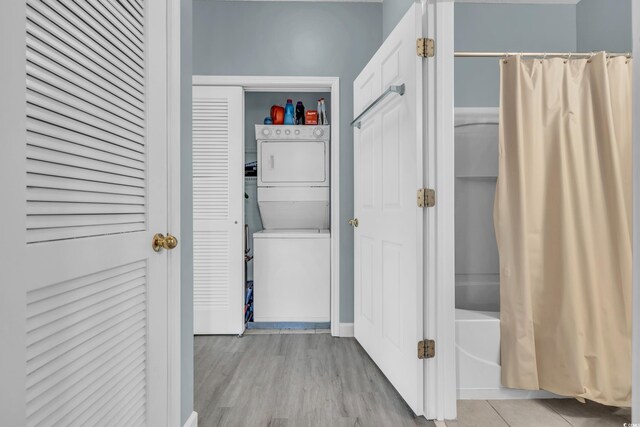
[632, 0, 639, 423]
[422, 0, 457, 421]
[192, 75, 342, 337]
[167, 0, 183, 425]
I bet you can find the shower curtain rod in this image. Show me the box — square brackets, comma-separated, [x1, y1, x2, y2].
[455, 51, 632, 59]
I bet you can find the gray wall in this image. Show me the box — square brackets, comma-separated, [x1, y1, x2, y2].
[453, 0, 633, 314]
[192, 0, 382, 323]
[243, 92, 330, 281]
[381, 2, 579, 107]
[577, 0, 632, 52]
[382, 0, 412, 40]
[455, 3, 576, 107]
[180, 0, 193, 424]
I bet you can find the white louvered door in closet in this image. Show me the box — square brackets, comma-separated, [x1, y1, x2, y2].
[192, 86, 244, 335]
[1, 1, 172, 426]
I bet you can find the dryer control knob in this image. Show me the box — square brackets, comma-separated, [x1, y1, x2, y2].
[285, 129, 291, 135]
[313, 127, 324, 138]
[276, 129, 281, 135]
[262, 128, 271, 137]
[294, 129, 301, 135]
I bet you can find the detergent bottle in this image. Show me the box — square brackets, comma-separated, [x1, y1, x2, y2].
[284, 99, 295, 125]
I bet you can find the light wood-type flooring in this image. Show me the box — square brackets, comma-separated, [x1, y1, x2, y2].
[195, 333, 632, 427]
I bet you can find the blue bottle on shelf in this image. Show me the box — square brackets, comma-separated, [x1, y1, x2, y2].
[284, 99, 295, 125]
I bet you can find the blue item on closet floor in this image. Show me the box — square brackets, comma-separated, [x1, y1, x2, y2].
[244, 281, 254, 323]
[246, 321, 330, 330]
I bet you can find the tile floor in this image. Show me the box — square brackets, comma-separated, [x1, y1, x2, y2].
[446, 399, 632, 427]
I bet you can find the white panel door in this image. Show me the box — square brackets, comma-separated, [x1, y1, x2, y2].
[0, 0, 172, 425]
[353, 3, 426, 415]
[192, 86, 244, 335]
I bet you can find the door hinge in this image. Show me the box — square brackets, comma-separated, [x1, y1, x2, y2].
[418, 339, 435, 359]
[417, 188, 435, 208]
[417, 38, 435, 58]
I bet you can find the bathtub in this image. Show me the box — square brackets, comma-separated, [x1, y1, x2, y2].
[455, 309, 555, 399]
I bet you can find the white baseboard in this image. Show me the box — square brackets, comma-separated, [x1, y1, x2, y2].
[183, 411, 198, 427]
[339, 322, 354, 337]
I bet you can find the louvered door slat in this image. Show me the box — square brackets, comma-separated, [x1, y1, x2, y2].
[55, 0, 144, 62]
[27, 311, 146, 385]
[65, 365, 145, 427]
[27, 73, 144, 136]
[123, 0, 144, 21]
[27, 103, 144, 156]
[106, 0, 144, 39]
[26, 145, 145, 180]
[26, 277, 146, 334]
[27, 213, 146, 230]
[27, 120, 145, 163]
[26, 285, 145, 346]
[117, 3, 143, 29]
[27, 188, 144, 205]
[27, 202, 145, 216]
[88, 1, 144, 53]
[27, 3, 144, 89]
[26, 22, 143, 103]
[27, 222, 146, 244]
[27, 175, 145, 198]
[27, 328, 145, 404]
[25, 256, 148, 425]
[27, 260, 146, 303]
[26, 159, 145, 189]
[114, 393, 147, 427]
[27, 92, 144, 146]
[26, 329, 145, 417]
[29, 350, 146, 426]
[81, 375, 146, 427]
[26, 303, 146, 372]
[26, 49, 144, 120]
[60, 1, 143, 64]
[76, 369, 145, 427]
[27, 132, 144, 171]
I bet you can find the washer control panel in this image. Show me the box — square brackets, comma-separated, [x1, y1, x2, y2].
[256, 125, 330, 140]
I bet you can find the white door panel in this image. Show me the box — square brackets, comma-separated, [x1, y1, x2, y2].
[353, 3, 425, 415]
[192, 86, 244, 335]
[1, 0, 171, 425]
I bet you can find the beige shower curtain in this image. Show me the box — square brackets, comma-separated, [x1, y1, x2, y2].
[495, 52, 632, 406]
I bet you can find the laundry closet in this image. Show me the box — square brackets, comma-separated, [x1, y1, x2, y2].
[192, 84, 336, 335]
[245, 92, 331, 328]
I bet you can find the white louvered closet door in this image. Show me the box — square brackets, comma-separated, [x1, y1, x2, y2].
[192, 86, 244, 335]
[0, 1, 171, 426]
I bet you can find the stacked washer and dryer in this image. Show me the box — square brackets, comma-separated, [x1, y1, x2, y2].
[252, 125, 331, 323]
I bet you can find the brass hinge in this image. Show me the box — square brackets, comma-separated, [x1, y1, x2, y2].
[417, 188, 435, 208]
[418, 339, 435, 359]
[417, 38, 435, 58]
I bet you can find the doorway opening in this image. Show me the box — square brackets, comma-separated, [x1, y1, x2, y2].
[192, 76, 341, 337]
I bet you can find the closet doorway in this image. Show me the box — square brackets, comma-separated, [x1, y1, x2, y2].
[191, 76, 341, 337]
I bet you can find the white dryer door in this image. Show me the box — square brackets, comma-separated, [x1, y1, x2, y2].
[259, 140, 328, 185]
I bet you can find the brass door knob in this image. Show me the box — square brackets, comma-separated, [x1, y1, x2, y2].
[348, 218, 359, 228]
[152, 233, 178, 252]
